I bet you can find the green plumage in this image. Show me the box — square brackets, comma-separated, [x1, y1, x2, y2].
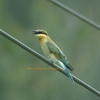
[46, 41, 74, 71]
[32, 29, 75, 84]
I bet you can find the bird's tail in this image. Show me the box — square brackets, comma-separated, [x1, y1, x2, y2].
[56, 60, 75, 85]
[64, 67, 75, 85]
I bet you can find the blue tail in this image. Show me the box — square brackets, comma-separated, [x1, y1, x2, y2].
[64, 67, 75, 85]
[56, 60, 75, 85]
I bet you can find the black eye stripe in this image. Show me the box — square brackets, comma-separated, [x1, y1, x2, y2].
[38, 32, 43, 33]
[37, 32, 47, 35]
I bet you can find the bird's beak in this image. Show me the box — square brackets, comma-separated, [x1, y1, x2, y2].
[29, 29, 37, 34]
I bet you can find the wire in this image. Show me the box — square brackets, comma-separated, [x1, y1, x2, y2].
[0, 29, 100, 97]
[49, 0, 100, 30]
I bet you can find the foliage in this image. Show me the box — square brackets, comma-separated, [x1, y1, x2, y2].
[0, 0, 100, 100]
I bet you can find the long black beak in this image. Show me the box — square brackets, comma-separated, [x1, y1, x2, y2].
[29, 29, 37, 34]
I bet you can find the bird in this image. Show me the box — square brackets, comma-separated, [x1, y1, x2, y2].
[30, 29, 75, 84]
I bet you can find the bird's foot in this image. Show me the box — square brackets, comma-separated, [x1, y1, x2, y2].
[49, 59, 55, 63]
[45, 59, 54, 66]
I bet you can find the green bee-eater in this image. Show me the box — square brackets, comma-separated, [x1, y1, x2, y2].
[31, 29, 75, 84]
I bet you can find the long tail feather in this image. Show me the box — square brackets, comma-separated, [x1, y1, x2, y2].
[56, 60, 75, 84]
[64, 67, 75, 85]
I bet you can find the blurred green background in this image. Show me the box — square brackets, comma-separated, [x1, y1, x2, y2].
[0, 0, 100, 100]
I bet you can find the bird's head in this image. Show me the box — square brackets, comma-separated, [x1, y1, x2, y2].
[30, 29, 48, 42]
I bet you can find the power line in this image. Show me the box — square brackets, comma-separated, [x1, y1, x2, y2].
[49, 0, 100, 30]
[0, 29, 100, 97]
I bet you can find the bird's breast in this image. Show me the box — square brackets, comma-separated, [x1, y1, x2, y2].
[40, 42, 50, 58]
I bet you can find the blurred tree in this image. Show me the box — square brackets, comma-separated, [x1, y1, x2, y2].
[0, 0, 100, 100]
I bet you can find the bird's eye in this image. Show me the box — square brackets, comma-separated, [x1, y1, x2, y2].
[38, 32, 43, 34]
[38, 31, 47, 35]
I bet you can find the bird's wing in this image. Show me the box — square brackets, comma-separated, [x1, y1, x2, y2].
[46, 41, 74, 71]
[46, 41, 64, 60]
